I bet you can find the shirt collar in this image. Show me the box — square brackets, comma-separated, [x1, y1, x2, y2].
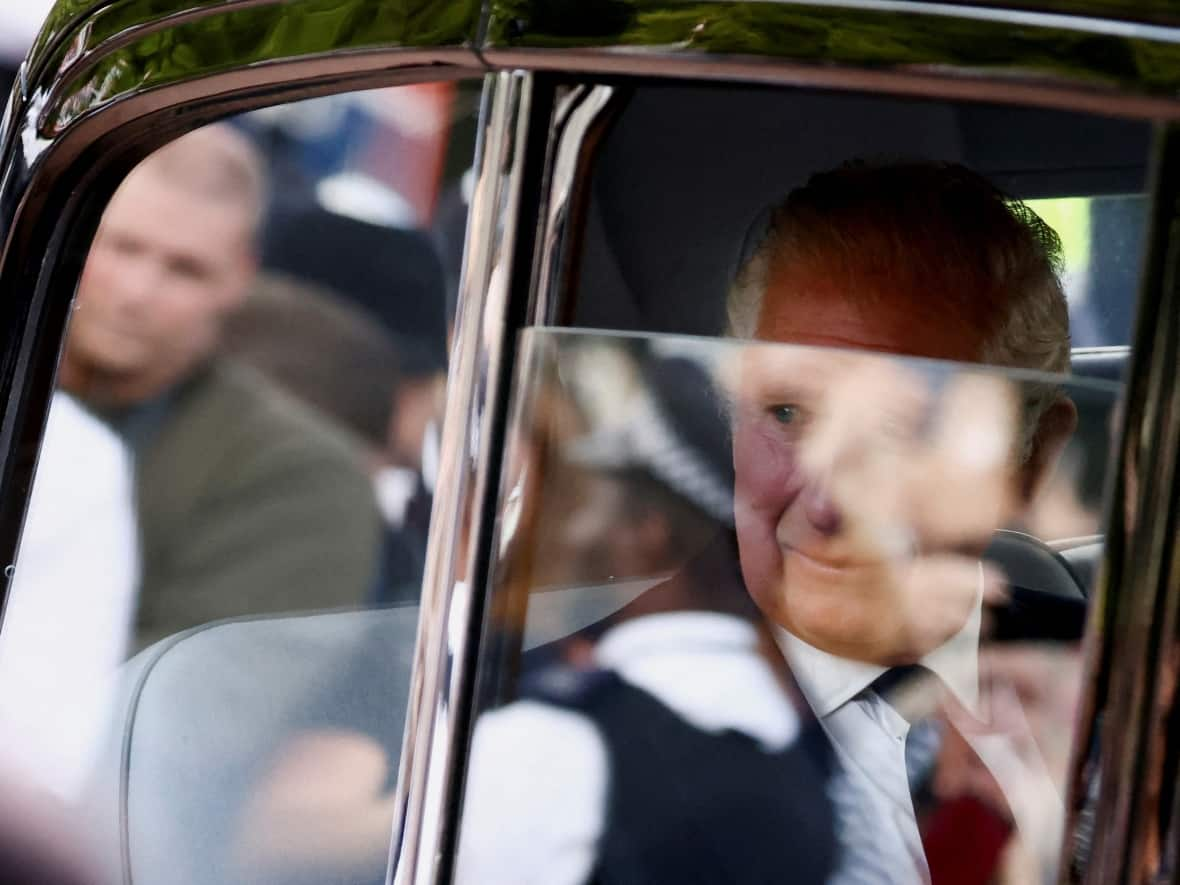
[595, 611, 759, 668]
[775, 561, 984, 718]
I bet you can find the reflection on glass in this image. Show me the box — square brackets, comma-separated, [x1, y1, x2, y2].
[457, 329, 1121, 885]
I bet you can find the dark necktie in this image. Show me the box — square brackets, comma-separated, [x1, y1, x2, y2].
[825, 665, 945, 884]
[866, 665, 1011, 885]
[870, 664, 943, 804]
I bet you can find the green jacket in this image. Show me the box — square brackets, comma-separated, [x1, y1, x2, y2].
[130, 360, 382, 650]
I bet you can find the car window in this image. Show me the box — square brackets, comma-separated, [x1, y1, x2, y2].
[0, 80, 480, 885]
[456, 329, 1120, 885]
[453, 84, 1150, 884]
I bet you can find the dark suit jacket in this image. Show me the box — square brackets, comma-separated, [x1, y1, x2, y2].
[130, 360, 382, 649]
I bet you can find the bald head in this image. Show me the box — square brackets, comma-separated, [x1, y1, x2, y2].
[60, 124, 268, 407]
[133, 124, 267, 237]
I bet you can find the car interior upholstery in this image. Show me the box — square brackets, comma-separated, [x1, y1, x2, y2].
[569, 84, 1150, 337]
[87, 607, 420, 885]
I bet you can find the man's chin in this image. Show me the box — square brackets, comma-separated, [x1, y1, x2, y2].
[59, 356, 157, 407]
[773, 551, 903, 660]
[67, 338, 152, 373]
[783, 546, 883, 580]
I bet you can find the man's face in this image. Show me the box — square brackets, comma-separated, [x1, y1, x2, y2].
[61, 169, 256, 406]
[731, 271, 1028, 663]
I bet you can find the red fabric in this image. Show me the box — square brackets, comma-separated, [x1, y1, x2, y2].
[922, 795, 1012, 885]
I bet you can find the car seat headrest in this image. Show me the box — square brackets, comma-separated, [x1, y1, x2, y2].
[983, 529, 1087, 599]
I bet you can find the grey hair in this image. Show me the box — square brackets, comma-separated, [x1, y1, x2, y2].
[725, 195, 1071, 460]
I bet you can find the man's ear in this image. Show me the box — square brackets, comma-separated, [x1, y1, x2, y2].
[1019, 397, 1078, 504]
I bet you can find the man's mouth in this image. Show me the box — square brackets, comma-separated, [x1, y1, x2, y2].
[782, 544, 881, 576]
[90, 319, 145, 341]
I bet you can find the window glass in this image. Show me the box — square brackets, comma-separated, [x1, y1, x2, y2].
[457, 328, 1120, 885]
[566, 86, 1151, 349]
[1026, 195, 1147, 347]
[0, 81, 480, 885]
[457, 85, 1149, 885]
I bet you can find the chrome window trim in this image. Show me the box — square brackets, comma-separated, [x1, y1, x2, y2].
[1072, 345, 1134, 357]
[387, 69, 544, 885]
[482, 48, 1180, 121]
[532, 84, 616, 326]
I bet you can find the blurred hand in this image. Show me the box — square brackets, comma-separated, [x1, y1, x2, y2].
[938, 643, 1083, 882]
[233, 729, 397, 880]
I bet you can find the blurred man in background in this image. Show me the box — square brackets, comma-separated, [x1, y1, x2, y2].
[59, 125, 381, 650]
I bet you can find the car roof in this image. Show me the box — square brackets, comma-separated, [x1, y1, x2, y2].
[18, 0, 1180, 134]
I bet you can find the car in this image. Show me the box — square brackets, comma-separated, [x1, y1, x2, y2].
[0, 1, 1177, 883]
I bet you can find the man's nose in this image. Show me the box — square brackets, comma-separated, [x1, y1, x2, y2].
[108, 257, 158, 309]
[802, 480, 842, 536]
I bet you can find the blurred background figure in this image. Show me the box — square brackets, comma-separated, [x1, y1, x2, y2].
[0, 772, 98, 885]
[58, 125, 382, 650]
[0, 393, 136, 885]
[219, 270, 446, 602]
[229, 87, 474, 604]
[220, 271, 404, 466]
[0, 393, 137, 801]
[251, 205, 453, 604]
[535, 344, 734, 592]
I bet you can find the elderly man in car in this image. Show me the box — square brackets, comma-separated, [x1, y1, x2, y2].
[721, 161, 1077, 882]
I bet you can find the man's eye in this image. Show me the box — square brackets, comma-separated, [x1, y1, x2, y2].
[168, 258, 209, 281]
[103, 234, 142, 257]
[769, 404, 800, 425]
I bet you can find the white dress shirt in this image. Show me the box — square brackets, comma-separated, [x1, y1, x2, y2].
[454, 611, 804, 885]
[777, 568, 984, 885]
[0, 394, 139, 800]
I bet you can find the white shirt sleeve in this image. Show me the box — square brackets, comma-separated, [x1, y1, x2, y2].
[0, 393, 139, 799]
[454, 699, 609, 885]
